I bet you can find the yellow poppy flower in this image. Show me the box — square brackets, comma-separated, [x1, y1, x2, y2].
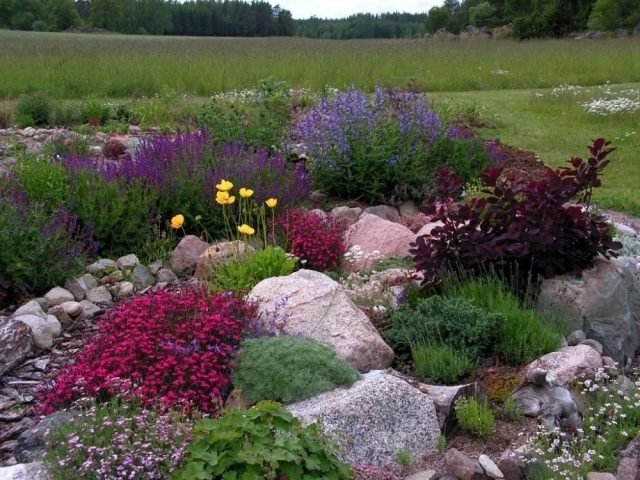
[265, 198, 278, 208]
[226, 195, 236, 205]
[216, 191, 230, 204]
[239, 187, 254, 198]
[237, 224, 255, 235]
[170, 214, 184, 229]
[216, 179, 234, 192]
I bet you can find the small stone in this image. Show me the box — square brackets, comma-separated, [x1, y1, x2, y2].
[0, 319, 33, 377]
[45, 315, 62, 338]
[128, 125, 141, 135]
[156, 268, 178, 284]
[33, 297, 49, 312]
[115, 281, 135, 299]
[13, 315, 54, 349]
[148, 260, 164, 275]
[86, 258, 116, 276]
[567, 330, 586, 346]
[445, 448, 484, 480]
[33, 359, 49, 371]
[586, 473, 616, 480]
[107, 269, 124, 283]
[80, 273, 98, 290]
[171, 235, 211, 275]
[88, 145, 102, 156]
[479, 454, 504, 479]
[116, 253, 140, 271]
[43, 287, 74, 307]
[104, 137, 126, 158]
[579, 338, 604, 355]
[404, 471, 438, 480]
[60, 301, 83, 317]
[330, 206, 362, 228]
[362, 205, 401, 224]
[12, 301, 46, 320]
[79, 300, 101, 317]
[46, 306, 73, 328]
[497, 449, 525, 480]
[64, 277, 88, 301]
[132, 265, 155, 290]
[85, 286, 113, 305]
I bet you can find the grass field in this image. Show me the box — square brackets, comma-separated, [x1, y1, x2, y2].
[1, 29, 640, 98]
[2, 29, 638, 216]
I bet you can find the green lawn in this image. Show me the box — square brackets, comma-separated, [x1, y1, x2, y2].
[432, 85, 640, 215]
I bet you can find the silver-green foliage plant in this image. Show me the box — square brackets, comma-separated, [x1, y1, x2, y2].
[175, 400, 353, 480]
[233, 336, 359, 404]
[616, 231, 640, 258]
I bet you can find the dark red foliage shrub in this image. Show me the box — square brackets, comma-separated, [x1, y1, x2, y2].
[39, 287, 256, 415]
[410, 138, 622, 287]
[277, 209, 347, 271]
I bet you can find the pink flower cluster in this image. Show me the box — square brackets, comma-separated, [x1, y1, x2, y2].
[39, 287, 256, 414]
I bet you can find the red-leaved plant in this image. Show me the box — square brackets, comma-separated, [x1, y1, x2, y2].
[277, 209, 347, 271]
[410, 138, 622, 288]
[39, 287, 256, 414]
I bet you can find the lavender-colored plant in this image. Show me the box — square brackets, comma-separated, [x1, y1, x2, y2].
[291, 86, 442, 203]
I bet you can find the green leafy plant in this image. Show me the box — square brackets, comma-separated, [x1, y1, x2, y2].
[455, 397, 495, 438]
[442, 273, 563, 365]
[174, 400, 353, 480]
[411, 341, 476, 384]
[15, 93, 51, 126]
[395, 449, 412, 467]
[208, 246, 296, 296]
[436, 434, 447, 452]
[384, 295, 503, 358]
[80, 95, 110, 126]
[233, 336, 359, 404]
[14, 154, 70, 211]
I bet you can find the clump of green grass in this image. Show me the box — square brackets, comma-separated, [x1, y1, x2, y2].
[411, 342, 476, 384]
[455, 397, 495, 438]
[232, 336, 359, 404]
[442, 273, 563, 365]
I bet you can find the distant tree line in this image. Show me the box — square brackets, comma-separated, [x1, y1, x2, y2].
[294, 13, 427, 39]
[424, 0, 640, 39]
[0, 0, 295, 36]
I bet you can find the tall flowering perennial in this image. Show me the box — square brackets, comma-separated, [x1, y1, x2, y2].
[291, 86, 441, 203]
[38, 286, 257, 414]
[522, 367, 640, 478]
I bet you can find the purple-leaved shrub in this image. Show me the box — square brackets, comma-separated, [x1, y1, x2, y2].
[410, 139, 622, 291]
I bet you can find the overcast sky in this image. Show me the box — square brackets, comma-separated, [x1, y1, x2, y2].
[275, 1, 443, 19]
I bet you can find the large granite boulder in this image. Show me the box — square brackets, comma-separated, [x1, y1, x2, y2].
[0, 319, 33, 377]
[287, 370, 440, 467]
[344, 214, 416, 271]
[249, 269, 394, 372]
[536, 257, 640, 366]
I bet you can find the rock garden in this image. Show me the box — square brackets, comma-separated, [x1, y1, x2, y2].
[1, 85, 640, 480]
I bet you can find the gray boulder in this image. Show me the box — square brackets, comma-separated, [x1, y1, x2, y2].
[12, 301, 46, 320]
[288, 370, 440, 467]
[43, 287, 74, 307]
[536, 257, 640, 365]
[0, 319, 33, 377]
[249, 270, 394, 372]
[85, 286, 113, 305]
[512, 368, 581, 431]
[116, 253, 140, 271]
[13, 315, 61, 349]
[170, 235, 210, 275]
[86, 258, 116, 277]
[132, 265, 155, 290]
[156, 268, 178, 284]
[15, 412, 76, 463]
[362, 205, 401, 224]
[330, 206, 362, 228]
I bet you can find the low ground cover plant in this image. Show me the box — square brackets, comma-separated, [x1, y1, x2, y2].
[523, 369, 640, 478]
[233, 336, 359, 404]
[45, 398, 194, 480]
[39, 287, 257, 414]
[277, 208, 347, 271]
[175, 400, 353, 480]
[411, 139, 622, 291]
